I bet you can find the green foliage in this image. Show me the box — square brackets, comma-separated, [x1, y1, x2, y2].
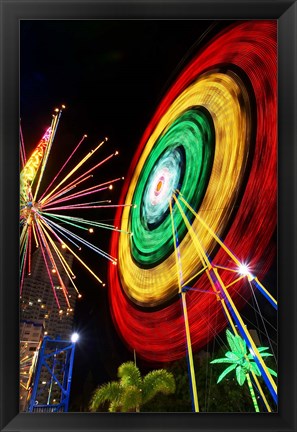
[210, 329, 277, 412]
[118, 361, 142, 388]
[89, 331, 277, 413]
[236, 365, 246, 386]
[142, 357, 191, 412]
[216, 363, 237, 383]
[89, 361, 175, 412]
[210, 329, 277, 387]
[89, 381, 123, 412]
[142, 369, 176, 404]
[121, 385, 142, 412]
[139, 335, 277, 413]
[143, 353, 256, 412]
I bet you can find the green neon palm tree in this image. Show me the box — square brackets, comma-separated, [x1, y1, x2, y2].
[210, 329, 277, 412]
[89, 361, 175, 412]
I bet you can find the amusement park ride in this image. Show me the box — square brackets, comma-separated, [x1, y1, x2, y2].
[169, 191, 277, 412]
[27, 334, 79, 413]
[19, 106, 128, 412]
[20, 105, 127, 311]
[20, 21, 277, 413]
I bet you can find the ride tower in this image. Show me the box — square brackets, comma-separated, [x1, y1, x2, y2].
[28, 334, 78, 412]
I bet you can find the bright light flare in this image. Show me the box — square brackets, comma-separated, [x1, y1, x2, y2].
[238, 263, 250, 276]
[71, 332, 79, 343]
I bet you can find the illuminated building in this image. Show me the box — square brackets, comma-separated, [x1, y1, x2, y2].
[19, 319, 44, 411]
[20, 244, 77, 407]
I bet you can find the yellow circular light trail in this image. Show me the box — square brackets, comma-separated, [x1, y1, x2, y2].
[118, 71, 252, 306]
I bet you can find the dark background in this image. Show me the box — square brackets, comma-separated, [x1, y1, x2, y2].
[20, 20, 222, 409]
[2, 1, 293, 429]
[20, 20, 277, 411]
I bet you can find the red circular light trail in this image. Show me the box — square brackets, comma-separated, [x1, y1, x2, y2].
[108, 21, 277, 363]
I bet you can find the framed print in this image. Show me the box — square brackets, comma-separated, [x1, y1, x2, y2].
[0, 1, 296, 432]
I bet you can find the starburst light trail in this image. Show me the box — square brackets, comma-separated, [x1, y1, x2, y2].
[20, 106, 131, 311]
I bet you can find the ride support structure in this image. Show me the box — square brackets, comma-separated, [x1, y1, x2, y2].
[28, 336, 77, 413]
[169, 190, 277, 412]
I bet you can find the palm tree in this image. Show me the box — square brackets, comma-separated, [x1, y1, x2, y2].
[89, 361, 175, 412]
[210, 329, 277, 412]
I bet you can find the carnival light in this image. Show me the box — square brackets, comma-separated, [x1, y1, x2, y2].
[20, 106, 131, 310]
[109, 21, 277, 363]
[238, 263, 250, 276]
[70, 332, 79, 343]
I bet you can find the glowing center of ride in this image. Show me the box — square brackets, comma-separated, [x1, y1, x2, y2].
[21, 201, 42, 226]
[150, 170, 170, 204]
[156, 178, 164, 194]
[127, 108, 215, 269]
[141, 149, 183, 228]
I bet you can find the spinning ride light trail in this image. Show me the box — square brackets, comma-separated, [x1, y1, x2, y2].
[109, 21, 277, 365]
[20, 106, 131, 311]
[171, 190, 277, 405]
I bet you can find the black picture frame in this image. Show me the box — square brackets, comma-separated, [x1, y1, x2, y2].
[0, 1, 296, 431]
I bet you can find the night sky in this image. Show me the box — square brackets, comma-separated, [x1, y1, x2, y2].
[20, 20, 218, 407]
[20, 20, 277, 410]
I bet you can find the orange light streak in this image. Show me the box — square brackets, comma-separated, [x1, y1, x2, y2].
[40, 138, 107, 204]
